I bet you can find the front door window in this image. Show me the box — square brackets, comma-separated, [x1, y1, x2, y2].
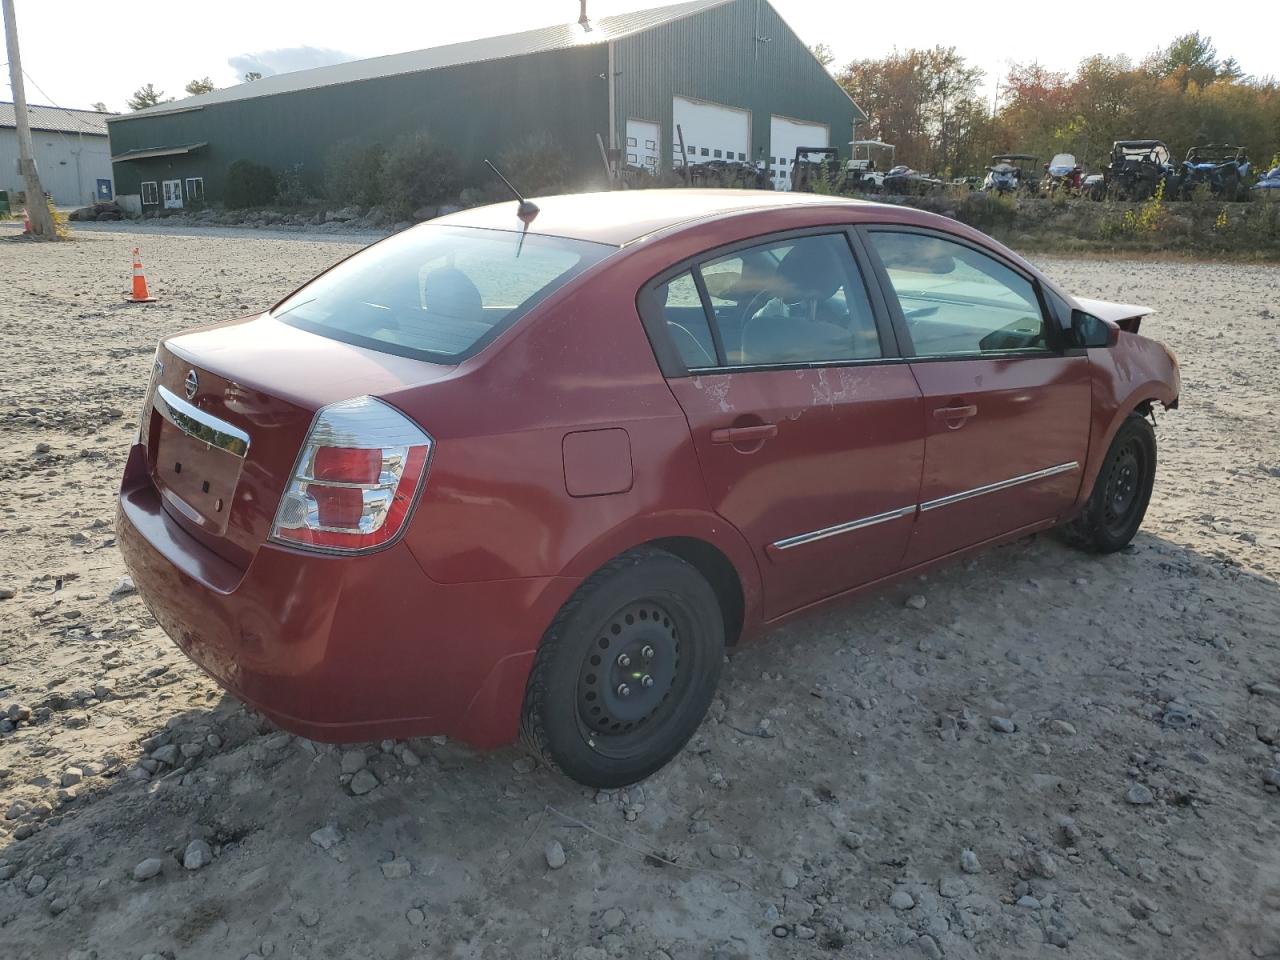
[162, 179, 183, 210]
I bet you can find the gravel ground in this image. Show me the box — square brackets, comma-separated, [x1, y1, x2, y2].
[1, 228, 1278, 960]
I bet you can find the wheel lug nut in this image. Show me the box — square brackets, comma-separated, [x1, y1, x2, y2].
[616, 683, 631, 697]
[641, 645, 655, 660]
[617, 653, 631, 668]
[641, 674, 654, 688]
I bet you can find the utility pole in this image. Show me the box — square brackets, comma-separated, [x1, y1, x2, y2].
[3, 0, 58, 239]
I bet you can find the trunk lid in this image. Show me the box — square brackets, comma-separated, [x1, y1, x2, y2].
[143, 314, 453, 568]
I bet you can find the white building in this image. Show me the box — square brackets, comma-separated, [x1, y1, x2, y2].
[0, 102, 114, 207]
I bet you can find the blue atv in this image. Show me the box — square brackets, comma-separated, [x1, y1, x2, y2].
[1180, 144, 1251, 201]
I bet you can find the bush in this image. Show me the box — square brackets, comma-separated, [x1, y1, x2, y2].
[274, 164, 309, 207]
[224, 160, 277, 208]
[323, 141, 387, 207]
[379, 134, 462, 218]
[497, 132, 572, 195]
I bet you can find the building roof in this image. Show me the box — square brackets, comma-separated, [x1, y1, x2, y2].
[434, 188, 877, 246]
[0, 102, 111, 136]
[118, 0, 732, 121]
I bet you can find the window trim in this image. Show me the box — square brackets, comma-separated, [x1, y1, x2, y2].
[140, 181, 159, 205]
[185, 177, 205, 201]
[636, 225, 904, 378]
[858, 224, 1070, 360]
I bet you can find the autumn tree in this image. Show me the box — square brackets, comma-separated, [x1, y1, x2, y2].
[184, 77, 217, 96]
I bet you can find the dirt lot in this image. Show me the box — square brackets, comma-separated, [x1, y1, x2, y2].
[1, 227, 1279, 960]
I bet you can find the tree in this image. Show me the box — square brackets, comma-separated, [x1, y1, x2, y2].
[1148, 33, 1224, 89]
[243, 71, 262, 82]
[127, 83, 166, 110]
[184, 77, 217, 96]
[809, 43, 834, 68]
[90, 101, 108, 112]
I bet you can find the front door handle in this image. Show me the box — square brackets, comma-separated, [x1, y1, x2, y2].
[933, 403, 978, 422]
[711, 423, 778, 445]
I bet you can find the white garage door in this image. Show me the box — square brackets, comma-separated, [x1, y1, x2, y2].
[625, 119, 661, 172]
[769, 115, 830, 190]
[672, 96, 751, 169]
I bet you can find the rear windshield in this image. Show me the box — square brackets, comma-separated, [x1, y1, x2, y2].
[272, 225, 614, 362]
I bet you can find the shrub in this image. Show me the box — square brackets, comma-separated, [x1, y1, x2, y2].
[323, 141, 387, 207]
[498, 132, 572, 196]
[274, 164, 309, 207]
[224, 160, 277, 208]
[379, 134, 462, 218]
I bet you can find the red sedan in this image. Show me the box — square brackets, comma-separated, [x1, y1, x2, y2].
[118, 190, 1180, 787]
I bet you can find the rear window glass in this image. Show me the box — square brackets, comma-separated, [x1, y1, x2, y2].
[272, 225, 613, 362]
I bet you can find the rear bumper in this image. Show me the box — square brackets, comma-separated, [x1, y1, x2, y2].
[116, 444, 574, 747]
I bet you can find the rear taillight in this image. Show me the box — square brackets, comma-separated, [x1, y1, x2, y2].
[270, 396, 432, 554]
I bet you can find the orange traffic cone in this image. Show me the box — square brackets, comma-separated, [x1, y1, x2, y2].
[21, 207, 30, 234]
[127, 247, 157, 303]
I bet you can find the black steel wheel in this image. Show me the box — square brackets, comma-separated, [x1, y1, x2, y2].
[520, 548, 724, 787]
[1059, 413, 1157, 553]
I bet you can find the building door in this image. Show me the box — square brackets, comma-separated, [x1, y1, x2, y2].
[625, 119, 660, 173]
[96, 179, 113, 201]
[162, 179, 183, 210]
[770, 115, 830, 190]
[672, 96, 750, 170]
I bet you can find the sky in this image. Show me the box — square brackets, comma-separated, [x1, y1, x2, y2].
[2, 0, 1274, 114]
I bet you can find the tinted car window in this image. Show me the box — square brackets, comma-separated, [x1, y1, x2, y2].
[273, 225, 612, 362]
[656, 271, 717, 368]
[696, 234, 881, 366]
[869, 232, 1047, 356]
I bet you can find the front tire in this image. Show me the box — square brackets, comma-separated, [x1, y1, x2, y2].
[1060, 413, 1156, 553]
[520, 548, 725, 788]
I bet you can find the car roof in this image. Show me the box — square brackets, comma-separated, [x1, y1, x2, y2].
[432, 189, 872, 246]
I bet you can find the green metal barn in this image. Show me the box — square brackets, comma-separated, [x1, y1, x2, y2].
[107, 0, 862, 209]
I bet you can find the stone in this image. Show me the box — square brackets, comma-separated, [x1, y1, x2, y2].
[61, 767, 83, 787]
[298, 904, 320, 927]
[939, 877, 967, 898]
[601, 906, 626, 931]
[24, 874, 47, 896]
[512, 756, 537, 774]
[1030, 850, 1057, 879]
[545, 840, 566, 870]
[1262, 769, 1280, 788]
[133, 857, 163, 881]
[960, 849, 982, 874]
[397, 745, 421, 767]
[989, 716, 1017, 734]
[183, 839, 213, 870]
[109, 577, 137, 599]
[1126, 784, 1155, 805]
[1048, 719, 1077, 735]
[780, 866, 800, 888]
[349, 769, 379, 795]
[381, 859, 412, 879]
[918, 934, 943, 960]
[890, 889, 916, 910]
[406, 907, 425, 926]
[340, 749, 367, 774]
[710, 843, 740, 860]
[151, 744, 180, 766]
[905, 594, 927, 610]
[840, 831, 864, 851]
[0, 585, 15, 600]
[310, 825, 343, 850]
[1249, 682, 1280, 700]
[264, 733, 291, 750]
[1017, 895, 1042, 909]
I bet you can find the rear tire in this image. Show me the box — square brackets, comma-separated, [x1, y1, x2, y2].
[1060, 413, 1156, 553]
[519, 548, 724, 788]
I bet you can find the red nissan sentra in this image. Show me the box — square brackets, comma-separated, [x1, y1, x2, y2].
[118, 190, 1180, 787]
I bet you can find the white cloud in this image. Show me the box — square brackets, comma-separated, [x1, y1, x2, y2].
[227, 46, 356, 80]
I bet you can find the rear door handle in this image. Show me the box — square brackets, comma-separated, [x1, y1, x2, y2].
[711, 423, 778, 444]
[933, 404, 978, 420]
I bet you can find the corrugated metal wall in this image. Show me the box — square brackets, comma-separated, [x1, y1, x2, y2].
[614, 0, 861, 174]
[109, 46, 610, 204]
[0, 128, 112, 206]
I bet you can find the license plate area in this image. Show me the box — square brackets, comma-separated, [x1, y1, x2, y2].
[152, 416, 243, 535]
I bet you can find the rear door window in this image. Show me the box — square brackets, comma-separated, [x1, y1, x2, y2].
[273, 225, 613, 362]
[654, 271, 717, 368]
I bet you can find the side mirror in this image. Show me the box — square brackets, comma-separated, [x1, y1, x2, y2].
[1071, 310, 1118, 348]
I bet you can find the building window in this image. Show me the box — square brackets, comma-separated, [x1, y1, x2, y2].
[645, 140, 655, 150]
[627, 153, 638, 164]
[626, 136, 637, 147]
[700, 147, 709, 157]
[687, 145, 695, 154]
[140, 181, 159, 205]
[738, 152, 746, 161]
[185, 178, 205, 201]
[713, 149, 722, 158]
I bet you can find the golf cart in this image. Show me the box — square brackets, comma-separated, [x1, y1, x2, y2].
[846, 139, 896, 193]
[1180, 144, 1251, 200]
[982, 154, 1039, 195]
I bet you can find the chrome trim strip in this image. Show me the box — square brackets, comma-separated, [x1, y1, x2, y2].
[919, 461, 1079, 512]
[153, 385, 251, 459]
[772, 505, 917, 551]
